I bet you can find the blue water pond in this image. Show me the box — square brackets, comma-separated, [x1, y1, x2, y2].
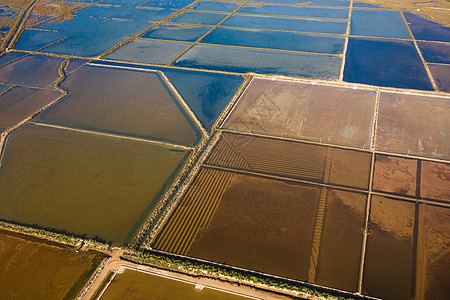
[14, 29, 67, 51]
[140, 0, 197, 9]
[190, 1, 240, 12]
[238, 4, 349, 19]
[105, 39, 190, 65]
[169, 11, 229, 25]
[0, 52, 27, 67]
[352, 1, 383, 8]
[350, 9, 411, 39]
[418, 41, 450, 64]
[344, 37, 433, 90]
[30, 5, 173, 57]
[173, 44, 341, 79]
[403, 11, 450, 42]
[202, 27, 345, 54]
[222, 14, 347, 34]
[248, 0, 350, 6]
[163, 68, 244, 129]
[142, 24, 212, 42]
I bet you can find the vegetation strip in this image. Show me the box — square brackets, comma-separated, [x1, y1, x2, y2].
[121, 250, 377, 300]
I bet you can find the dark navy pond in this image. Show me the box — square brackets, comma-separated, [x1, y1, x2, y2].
[344, 37, 434, 90]
[417, 41, 450, 64]
[403, 11, 450, 43]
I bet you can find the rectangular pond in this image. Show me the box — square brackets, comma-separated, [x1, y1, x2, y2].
[140, 0, 197, 9]
[350, 9, 411, 39]
[416, 204, 450, 299]
[105, 39, 191, 65]
[153, 167, 321, 281]
[0, 54, 65, 88]
[189, 1, 240, 12]
[403, 11, 450, 43]
[248, 0, 350, 6]
[0, 123, 189, 245]
[201, 27, 345, 54]
[429, 64, 450, 93]
[14, 29, 68, 52]
[344, 37, 433, 90]
[417, 41, 450, 64]
[363, 195, 415, 300]
[223, 78, 376, 149]
[420, 161, 450, 202]
[316, 189, 366, 292]
[100, 268, 250, 299]
[221, 14, 348, 34]
[173, 45, 341, 79]
[168, 11, 229, 25]
[375, 92, 450, 160]
[237, 4, 349, 19]
[373, 154, 418, 197]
